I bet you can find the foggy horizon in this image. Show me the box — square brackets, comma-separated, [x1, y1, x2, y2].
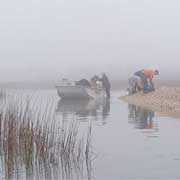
[0, 0, 180, 82]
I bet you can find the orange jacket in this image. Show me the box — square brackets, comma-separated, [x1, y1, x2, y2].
[143, 70, 155, 80]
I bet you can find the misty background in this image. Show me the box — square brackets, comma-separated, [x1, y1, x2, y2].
[0, 0, 180, 87]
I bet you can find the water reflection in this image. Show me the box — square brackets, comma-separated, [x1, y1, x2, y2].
[56, 99, 110, 125]
[128, 104, 158, 132]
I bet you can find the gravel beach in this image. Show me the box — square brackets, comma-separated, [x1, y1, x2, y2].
[120, 87, 180, 118]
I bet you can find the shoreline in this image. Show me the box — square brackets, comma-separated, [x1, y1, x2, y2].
[120, 86, 180, 118]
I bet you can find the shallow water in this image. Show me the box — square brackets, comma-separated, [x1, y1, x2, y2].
[2, 89, 180, 179]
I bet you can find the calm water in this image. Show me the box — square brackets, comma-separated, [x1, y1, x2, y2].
[2, 89, 180, 179]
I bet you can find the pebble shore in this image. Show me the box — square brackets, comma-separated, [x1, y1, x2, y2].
[120, 87, 180, 118]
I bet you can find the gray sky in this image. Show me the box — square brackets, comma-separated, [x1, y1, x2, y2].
[0, 0, 180, 82]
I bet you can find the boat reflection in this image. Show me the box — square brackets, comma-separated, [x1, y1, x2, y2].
[128, 104, 158, 134]
[56, 99, 110, 125]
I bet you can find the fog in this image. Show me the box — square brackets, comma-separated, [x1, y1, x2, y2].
[0, 0, 180, 82]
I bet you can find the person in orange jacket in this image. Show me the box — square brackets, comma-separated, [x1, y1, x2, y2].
[134, 69, 159, 91]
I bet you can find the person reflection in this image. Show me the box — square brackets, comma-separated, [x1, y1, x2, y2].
[102, 99, 110, 125]
[128, 104, 155, 130]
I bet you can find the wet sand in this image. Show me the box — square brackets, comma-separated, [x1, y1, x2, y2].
[120, 87, 180, 118]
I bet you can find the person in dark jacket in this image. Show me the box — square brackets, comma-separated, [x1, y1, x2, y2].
[134, 69, 159, 93]
[100, 73, 111, 99]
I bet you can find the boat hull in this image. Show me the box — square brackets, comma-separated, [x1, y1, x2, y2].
[56, 85, 105, 99]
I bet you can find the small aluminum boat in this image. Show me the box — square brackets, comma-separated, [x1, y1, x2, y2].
[56, 79, 106, 99]
[56, 85, 106, 99]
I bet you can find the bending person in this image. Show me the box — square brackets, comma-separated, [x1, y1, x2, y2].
[134, 69, 159, 91]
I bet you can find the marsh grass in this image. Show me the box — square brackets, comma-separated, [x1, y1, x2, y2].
[0, 93, 93, 180]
